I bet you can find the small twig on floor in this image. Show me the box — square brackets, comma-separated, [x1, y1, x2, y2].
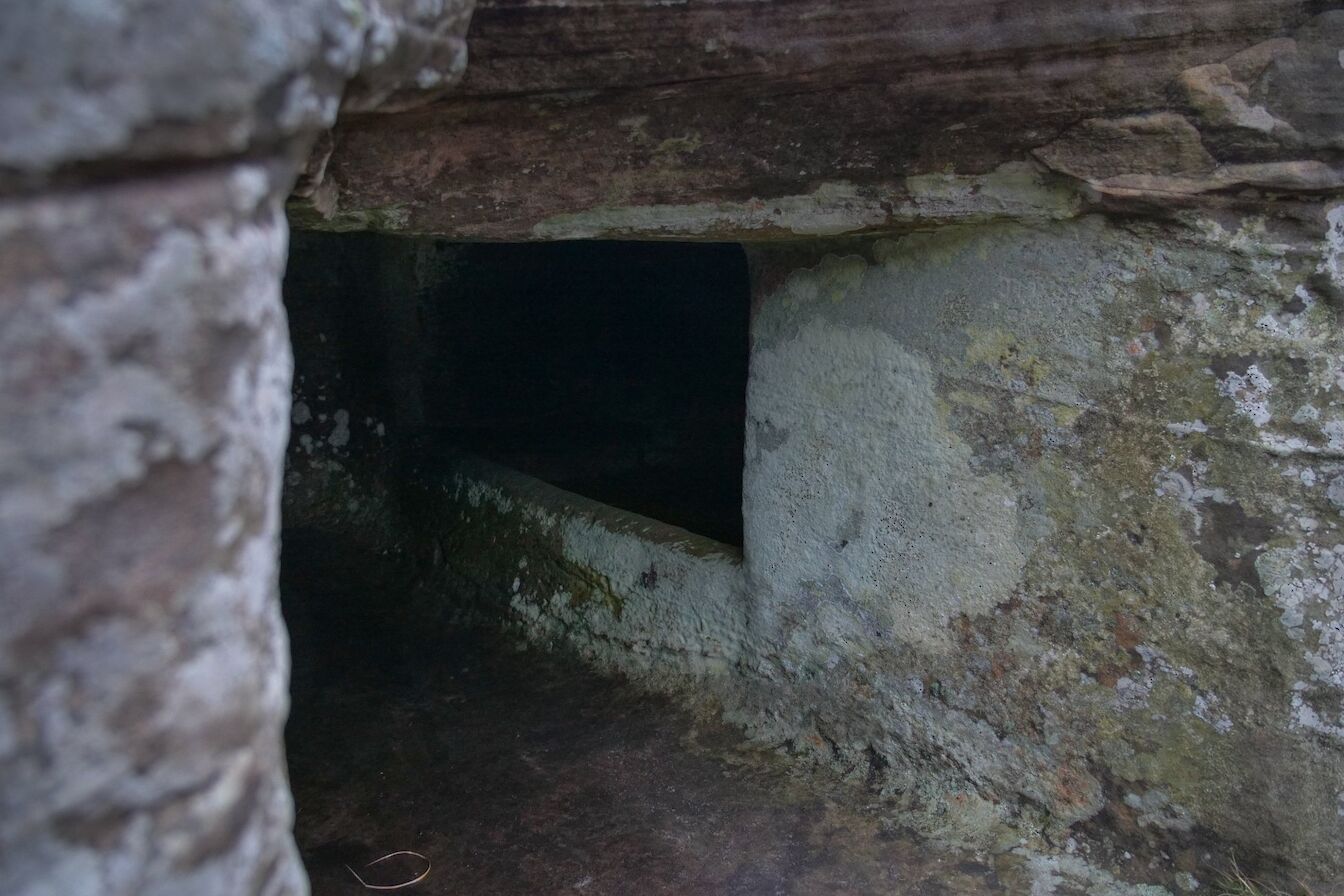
[345, 851, 431, 891]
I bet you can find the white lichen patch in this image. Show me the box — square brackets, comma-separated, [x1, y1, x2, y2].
[327, 409, 350, 448]
[1216, 363, 1273, 426]
[1191, 214, 1294, 284]
[747, 316, 1030, 653]
[1123, 789, 1195, 832]
[1192, 692, 1233, 734]
[777, 254, 868, 307]
[529, 163, 1081, 240]
[1153, 462, 1229, 534]
[1255, 286, 1316, 341]
[1256, 543, 1344, 739]
[1292, 402, 1322, 424]
[1165, 420, 1208, 436]
[1018, 850, 1172, 896]
[1320, 204, 1344, 298]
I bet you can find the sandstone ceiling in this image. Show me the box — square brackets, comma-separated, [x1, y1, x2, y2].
[292, 1, 1344, 240]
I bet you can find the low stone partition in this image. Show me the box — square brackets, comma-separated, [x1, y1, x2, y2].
[429, 455, 749, 691]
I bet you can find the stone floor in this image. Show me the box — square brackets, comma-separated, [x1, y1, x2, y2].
[281, 531, 1010, 896]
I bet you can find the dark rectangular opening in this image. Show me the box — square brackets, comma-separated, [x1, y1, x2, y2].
[424, 241, 749, 545]
[283, 234, 750, 546]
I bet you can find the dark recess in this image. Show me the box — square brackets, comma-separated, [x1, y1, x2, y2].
[282, 233, 750, 545]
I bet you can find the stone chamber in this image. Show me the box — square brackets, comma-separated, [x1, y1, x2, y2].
[3, 3, 1344, 895]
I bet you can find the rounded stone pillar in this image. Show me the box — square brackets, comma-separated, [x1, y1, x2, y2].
[0, 162, 304, 896]
[0, 2, 474, 893]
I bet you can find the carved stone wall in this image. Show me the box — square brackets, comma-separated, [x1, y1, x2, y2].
[740, 210, 1344, 886]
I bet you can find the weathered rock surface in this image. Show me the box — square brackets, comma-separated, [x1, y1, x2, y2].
[739, 208, 1344, 888]
[294, 2, 1342, 239]
[0, 2, 474, 895]
[0, 0, 473, 191]
[7, 0, 1344, 893]
[0, 161, 301, 896]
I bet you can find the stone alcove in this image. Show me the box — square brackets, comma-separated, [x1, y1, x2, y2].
[281, 234, 750, 547]
[5, 3, 1344, 895]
